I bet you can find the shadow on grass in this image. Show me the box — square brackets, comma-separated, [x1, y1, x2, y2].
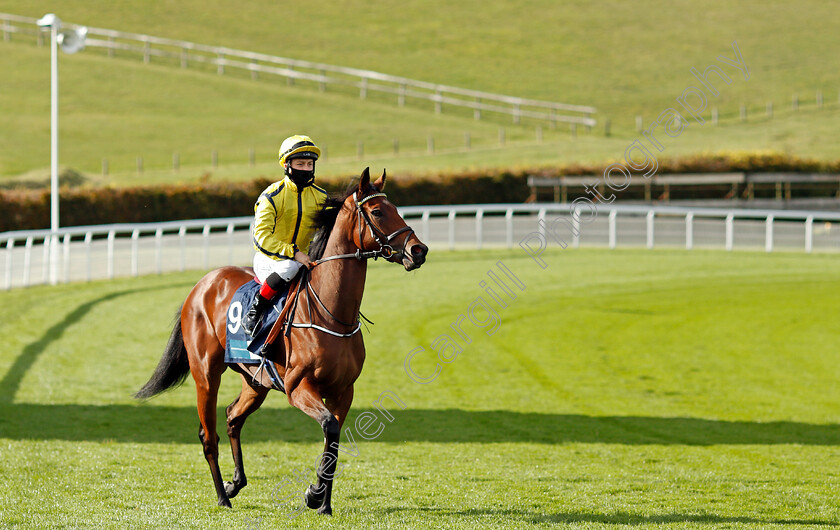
[543, 512, 838, 526]
[377, 507, 839, 527]
[1, 403, 839, 445]
[483, 508, 838, 526]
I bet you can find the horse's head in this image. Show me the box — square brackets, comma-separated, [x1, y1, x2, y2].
[346, 167, 428, 271]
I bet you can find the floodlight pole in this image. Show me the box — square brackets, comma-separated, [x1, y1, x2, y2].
[38, 14, 86, 285]
[49, 19, 60, 285]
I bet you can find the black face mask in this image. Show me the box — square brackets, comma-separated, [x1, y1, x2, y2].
[286, 167, 315, 189]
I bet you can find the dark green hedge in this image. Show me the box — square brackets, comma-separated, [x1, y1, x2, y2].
[2, 153, 838, 232]
[0, 180, 272, 232]
[0, 172, 534, 232]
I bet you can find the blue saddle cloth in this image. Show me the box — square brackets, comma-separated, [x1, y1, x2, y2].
[225, 280, 289, 365]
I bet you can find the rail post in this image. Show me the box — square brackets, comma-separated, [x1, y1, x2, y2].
[725, 213, 734, 251]
[685, 212, 694, 250]
[84, 232, 92, 282]
[765, 216, 774, 253]
[805, 216, 813, 254]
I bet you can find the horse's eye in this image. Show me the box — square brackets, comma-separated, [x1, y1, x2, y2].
[371, 209, 383, 218]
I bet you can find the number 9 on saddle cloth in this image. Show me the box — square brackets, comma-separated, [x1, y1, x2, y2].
[225, 280, 289, 364]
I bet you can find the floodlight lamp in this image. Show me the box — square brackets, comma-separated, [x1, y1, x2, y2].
[37, 13, 61, 29]
[58, 26, 87, 54]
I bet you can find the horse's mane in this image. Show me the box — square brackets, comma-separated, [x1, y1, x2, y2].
[308, 178, 375, 260]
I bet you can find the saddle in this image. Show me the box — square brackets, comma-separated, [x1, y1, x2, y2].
[225, 280, 289, 362]
[224, 278, 301, 392]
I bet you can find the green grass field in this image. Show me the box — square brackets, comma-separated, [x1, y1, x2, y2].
[2, 1, 840, 184]
[1, 248, 839, 529]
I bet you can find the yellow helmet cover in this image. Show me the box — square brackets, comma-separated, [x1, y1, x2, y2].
[279, 135, 321, 165]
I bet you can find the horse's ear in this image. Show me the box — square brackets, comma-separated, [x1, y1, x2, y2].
[373, 169, 386, 191]
[359, 167, 371, 193]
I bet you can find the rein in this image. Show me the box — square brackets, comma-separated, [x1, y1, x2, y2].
[284, 270, 361, 338]
[284, 190, 414, 338]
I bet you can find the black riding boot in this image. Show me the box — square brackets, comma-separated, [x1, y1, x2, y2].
[242, 293, 273, 336]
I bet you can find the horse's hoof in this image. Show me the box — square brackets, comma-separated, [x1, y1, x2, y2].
[317, 505, 332, 516]
[304, 484, 324, 509]
[218, 498, 232, 508]
[224, 480, 241, 498]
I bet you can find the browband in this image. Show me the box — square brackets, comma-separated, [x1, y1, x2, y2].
[356, 192, 387, 206]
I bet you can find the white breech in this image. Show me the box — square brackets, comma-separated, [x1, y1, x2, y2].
[253, 252, 303, 283]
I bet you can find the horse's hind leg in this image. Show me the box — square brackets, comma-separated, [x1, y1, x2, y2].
[224, 377, 269, 499]
[194, 362, 231, 507]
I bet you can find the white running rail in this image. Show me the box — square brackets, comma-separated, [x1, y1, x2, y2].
[2, 204, 838, 290]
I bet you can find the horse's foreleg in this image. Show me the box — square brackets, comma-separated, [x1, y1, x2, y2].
[224, 378, 269, 499]
[288, 378, 343, 516]
[311, 385, 354, 516]
[195, 367, 231, 508]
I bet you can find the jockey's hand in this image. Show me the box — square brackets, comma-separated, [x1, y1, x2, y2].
[294, 250, 312, 267]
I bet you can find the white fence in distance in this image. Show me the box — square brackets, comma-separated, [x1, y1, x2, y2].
[0, 12, 596, 127]
[2, 204, 839, 290]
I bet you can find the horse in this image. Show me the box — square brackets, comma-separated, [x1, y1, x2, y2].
[134, 168, 428, 514]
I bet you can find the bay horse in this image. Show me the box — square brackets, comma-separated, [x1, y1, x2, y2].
[135, 168, 427, 514]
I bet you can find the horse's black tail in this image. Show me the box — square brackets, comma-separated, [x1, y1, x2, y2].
[134, 306, 191, 400]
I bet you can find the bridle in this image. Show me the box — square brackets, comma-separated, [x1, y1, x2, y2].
[284, 189, 415, 338]
[311, 190, 415, 266]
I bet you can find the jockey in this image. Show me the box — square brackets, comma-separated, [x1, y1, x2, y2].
[243, 134, 329, 335]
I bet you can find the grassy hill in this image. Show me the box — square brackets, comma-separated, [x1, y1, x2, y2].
[2, 0, 839, 186]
